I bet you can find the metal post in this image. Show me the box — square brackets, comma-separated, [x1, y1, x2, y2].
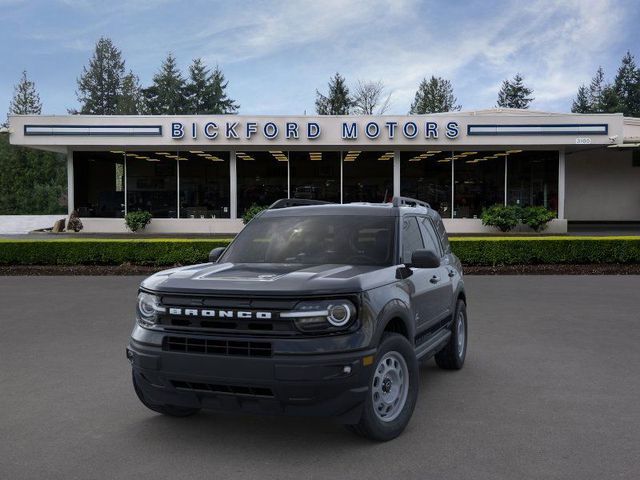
[66, 148, 74, 216]
[504, 154, 508, 206]
[123, 153, 127, 216]
[287, 152, 291, 198]
[230, 150, 237, 219]
[176, 154, 180, 219]
[450, 152, 455, 218]
[558, 148, 565, 219]
[393, 150, 400, 197]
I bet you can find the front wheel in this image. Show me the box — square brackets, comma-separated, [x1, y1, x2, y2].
[435, 299, 467, 370]
[347, 333, 419, 441]
[132, 371, 200, 417]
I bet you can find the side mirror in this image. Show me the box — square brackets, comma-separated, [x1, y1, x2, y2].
[410, 249, 441, 269]
[209, 247, 226, 263]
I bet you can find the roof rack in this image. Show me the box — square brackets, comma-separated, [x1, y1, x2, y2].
[268, 198, 333, 209]
[390, 196, 431, 209]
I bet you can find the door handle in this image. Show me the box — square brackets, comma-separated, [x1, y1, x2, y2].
[448, 269, 456, 278]
[430, 275, 440, 284]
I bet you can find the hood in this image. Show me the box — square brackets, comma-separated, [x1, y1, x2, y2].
[141, 262, 397, 296]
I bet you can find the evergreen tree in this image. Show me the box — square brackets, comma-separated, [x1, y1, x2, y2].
[571, 85, 591, 113]
[315, 73, 352, 115]
[75, 37, 125, 114]
[496, 73, 534, 109]
[116, 71, 144, 115]
[185, 59, 239, 114]
[613, 51, 640, 117]
[143, 53, 187, 115]
[8, 70, 42, 116]
[588, 66, 607, 111]
[409, 76, 460, 114]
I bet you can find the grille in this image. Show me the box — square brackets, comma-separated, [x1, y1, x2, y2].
[163, 336, 272, 357]
[171, 380, 274, 398]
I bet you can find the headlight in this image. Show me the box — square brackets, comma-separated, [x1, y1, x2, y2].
[136, 292, 165, 327]
[282, 299, 357, 333]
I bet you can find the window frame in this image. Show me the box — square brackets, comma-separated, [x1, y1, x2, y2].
[399, 215, 426, 264]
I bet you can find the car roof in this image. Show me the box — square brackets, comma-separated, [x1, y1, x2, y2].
[260, 202, 438, 218]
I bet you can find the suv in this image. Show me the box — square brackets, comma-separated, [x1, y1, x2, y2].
[127, 197, 467, 441]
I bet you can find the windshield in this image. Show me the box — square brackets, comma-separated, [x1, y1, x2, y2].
[221, 215, 396, 266]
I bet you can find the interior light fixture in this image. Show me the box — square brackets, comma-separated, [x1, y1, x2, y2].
[110, 150, 125, 154]
[154, 152, 170, 156]
[189, 151, 204, 154]
[506, 150, 523, 154]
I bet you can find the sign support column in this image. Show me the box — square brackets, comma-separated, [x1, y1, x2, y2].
[66, 148, 74, 216]
[393, 150, 400, 198]
[230, 150, 237, 219]
[558, 148, 566, 220]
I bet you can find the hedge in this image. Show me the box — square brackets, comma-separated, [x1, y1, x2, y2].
[0, 239, 233, 266]
[1, 237, 639, 266]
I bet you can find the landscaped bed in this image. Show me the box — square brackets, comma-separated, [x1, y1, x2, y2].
[0, 237, 639, 274]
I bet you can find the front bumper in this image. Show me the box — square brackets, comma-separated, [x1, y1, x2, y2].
[127, 331, 376, 423]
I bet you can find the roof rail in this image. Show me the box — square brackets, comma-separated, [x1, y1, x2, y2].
[268, 198, 333, 209]
[390, 196, 431, 209]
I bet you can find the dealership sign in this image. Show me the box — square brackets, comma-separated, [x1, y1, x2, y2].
[170, 120, 461, 141]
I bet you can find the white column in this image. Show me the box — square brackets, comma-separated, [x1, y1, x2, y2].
[450, 152, 455, 218]
[176, 158, 180, 219]
[340, 151, 344, 204]
[230, 150, 237, 219]
[66, 148, 74, 216]
[393, 150, 400, 198]
[558, 148, 566, 220]
[504, 154, 508, 205]
[123, 154, 127, 215]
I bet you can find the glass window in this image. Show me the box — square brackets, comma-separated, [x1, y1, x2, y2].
[507, 150, 558, 212]
[73, 151, 125, 218]
[178, 151, 230, 218]
[126, 151, 177, 218]
[343, 151, 394, 203]
[289, 151, 340, 203]
[221, 215, 396, 266]
[401, 216, 424, 263]
[400, 151, 452, 218]
[453, 151, 505, 218]
[419, 217, 442, 256]
[237, 151, 288, 216]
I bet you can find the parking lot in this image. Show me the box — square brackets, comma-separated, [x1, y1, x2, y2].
[1, 275, 639, 480]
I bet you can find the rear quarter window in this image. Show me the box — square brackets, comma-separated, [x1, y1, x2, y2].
[433, 216, 451, 253]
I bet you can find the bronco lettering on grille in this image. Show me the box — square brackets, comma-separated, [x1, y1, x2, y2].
[168, 308, 273, 319]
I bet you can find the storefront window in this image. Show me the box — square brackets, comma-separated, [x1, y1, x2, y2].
[343, 151, 394, 203]
[237, 150, 288, 216]
[400, 151, 452, 217]
[507, 150, 558, 212]
[73, 151, 125, 218]
[126, 152, 177, 218]
[453, 151, 505, 218]
[289, 151, 340, 203]
[178, 151, 230, 218]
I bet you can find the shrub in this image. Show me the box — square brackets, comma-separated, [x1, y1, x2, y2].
[242, 204, 269, 224]
[521, 206, 556, 232]
[125, 210, 152, 232]
[67, 210, 83, 232]
[481, 204, 521, 232]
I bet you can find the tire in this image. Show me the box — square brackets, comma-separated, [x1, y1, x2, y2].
[435, 299, 467, 370]
[132, 371, 200, 417]
[347, 333, 419, 441]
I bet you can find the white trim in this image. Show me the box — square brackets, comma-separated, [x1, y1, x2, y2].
[66, 148, 74, 215]
[230, 150, 237, 219]
[393, 150, 400, 197]
[558, 148, 565, 220]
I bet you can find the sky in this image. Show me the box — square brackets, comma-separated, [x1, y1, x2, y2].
[1, 0, 639, 117]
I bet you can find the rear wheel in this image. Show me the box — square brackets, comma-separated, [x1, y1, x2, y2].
[347, 333, 418, 441]
[132, 371, 200, 417]
[435, 299, 467, 370]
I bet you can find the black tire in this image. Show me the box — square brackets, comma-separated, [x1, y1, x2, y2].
[132, 371, 200, 417]
[347, 333, 419, 441]
[435, 299, 467, 370]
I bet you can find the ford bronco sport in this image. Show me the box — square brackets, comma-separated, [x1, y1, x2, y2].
[127, 197, 467, 441]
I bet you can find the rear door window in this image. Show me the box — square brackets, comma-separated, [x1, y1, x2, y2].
[401, 216, 424, 264]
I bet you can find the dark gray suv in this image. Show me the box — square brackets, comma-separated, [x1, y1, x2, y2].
[127, 197, 467, 441]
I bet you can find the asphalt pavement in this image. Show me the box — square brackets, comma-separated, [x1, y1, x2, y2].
[0, 275, 638, 480]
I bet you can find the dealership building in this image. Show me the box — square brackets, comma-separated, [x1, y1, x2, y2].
[8, 109, 640, 233]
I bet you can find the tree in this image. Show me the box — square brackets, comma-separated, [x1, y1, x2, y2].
[185, 59, 239, 114]
[315, 73, 352, 115]
[496, 73, 534, 109]
[409, 76, 461, 114]
[571, 84, 591, 113]
[352, 80, 391, 114]
[613, 51, 640, 117]
[587, 66, 607, 112]
[8, 70, 42, 117]
[116, 71, 144, 115]
[74, 37, 125, 114]
[143, 53, 187, 115]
